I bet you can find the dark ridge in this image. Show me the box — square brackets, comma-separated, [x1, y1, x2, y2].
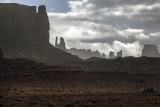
[82, 56, 160, 72]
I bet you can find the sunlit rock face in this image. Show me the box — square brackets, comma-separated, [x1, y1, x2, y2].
[0, 3, 81, 65]
[142, 44, 160, 57]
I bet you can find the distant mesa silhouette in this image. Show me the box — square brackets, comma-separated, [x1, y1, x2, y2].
[117, 50, 122, 58]
[109, 50, 122, 59]
[68, 48, 106, 59]
[55, 37, 106, 59]
[109, 51, 114, 59]
[102, 53, 105, 58]
[142, 44, 160, 57]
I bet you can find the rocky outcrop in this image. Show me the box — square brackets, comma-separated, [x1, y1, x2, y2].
[102, 53, 105, 58]
[55, 37, 67, 52]
[109, 50, 122, 59]
[142, 44, 160, 57]
[0, 3, 81, 65]
[117, 50, 122, 58]
[109, 51, 114, 59]
[54, 37, 106, 59]
[68, 48, 106, 59]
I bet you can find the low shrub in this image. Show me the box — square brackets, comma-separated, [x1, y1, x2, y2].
[65, 104, 75, 107]
[141, 87, 160, 96]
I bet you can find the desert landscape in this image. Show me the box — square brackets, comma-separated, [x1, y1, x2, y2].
[0, 57, 160, 107]
[0, 2, 160, 107]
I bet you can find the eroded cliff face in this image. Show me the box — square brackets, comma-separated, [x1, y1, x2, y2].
[0, 3, 81, 65]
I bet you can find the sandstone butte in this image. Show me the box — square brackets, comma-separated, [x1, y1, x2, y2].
[0, 3, 82, 65]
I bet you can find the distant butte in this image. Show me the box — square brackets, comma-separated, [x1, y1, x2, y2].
[142, 44, 160, 57]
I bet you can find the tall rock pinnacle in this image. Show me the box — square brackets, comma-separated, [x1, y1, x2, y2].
[55, 37, 67, 52]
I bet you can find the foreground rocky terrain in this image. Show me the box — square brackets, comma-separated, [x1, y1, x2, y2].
[0, 57, 160, 107]
[1, 71, 160, 107]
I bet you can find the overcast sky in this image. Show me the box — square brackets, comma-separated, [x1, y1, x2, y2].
[1, 0, 160, 57]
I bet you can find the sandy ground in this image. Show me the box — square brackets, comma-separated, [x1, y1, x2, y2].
[0, 71, 160, 107]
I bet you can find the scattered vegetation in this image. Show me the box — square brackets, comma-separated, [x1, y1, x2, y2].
[29, 102, 38, 106]
[65, 104, 75, 107]
[81, 105, 94, 107]
[91, 100, 96, 104]
[137, 79, 145, 84]
[108, 98, 119, 103]
[76, 100, 80, 104]
[48, 104, 54, 107]
[140, 87, 160, 96]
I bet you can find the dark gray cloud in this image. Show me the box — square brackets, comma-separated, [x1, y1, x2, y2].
[83, 0, 160, 33]
[84, 0, 160, 9]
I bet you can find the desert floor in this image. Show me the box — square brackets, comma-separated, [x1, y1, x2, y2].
[0, 71, 160, 107]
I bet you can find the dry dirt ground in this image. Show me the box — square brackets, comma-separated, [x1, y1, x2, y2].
[0, 71, 160, 107]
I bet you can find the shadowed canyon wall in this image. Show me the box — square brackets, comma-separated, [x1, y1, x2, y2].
[0, 3, 81, 65]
